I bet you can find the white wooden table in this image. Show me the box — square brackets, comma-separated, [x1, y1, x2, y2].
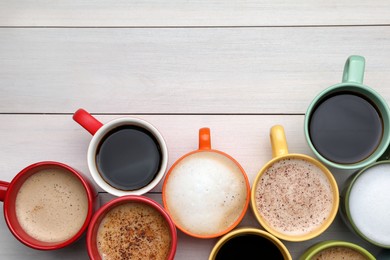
[1, 1, 390, 259]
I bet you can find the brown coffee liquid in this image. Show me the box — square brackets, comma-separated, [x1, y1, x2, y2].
[97, 202, 171, 260]
[312, 246, 368, 260]
[309, 92, 383, 164]
[96, 125, 162, 190]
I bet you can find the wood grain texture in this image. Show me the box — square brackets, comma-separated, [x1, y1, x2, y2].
[1, 27, 390, 114]
[1, 0, 390, 27]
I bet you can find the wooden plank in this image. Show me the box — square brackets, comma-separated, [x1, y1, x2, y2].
[0, 1, 390, 27]
[1, 27, 390, 114]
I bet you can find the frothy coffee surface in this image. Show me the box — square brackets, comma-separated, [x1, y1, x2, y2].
[15, 168, 88, 242]
[255, 158, 333, 236]
[164, 151, 247, 236]
[312, 246, 368, 260]
[97, 202, 172, 260]
[349, 163, 390, 246]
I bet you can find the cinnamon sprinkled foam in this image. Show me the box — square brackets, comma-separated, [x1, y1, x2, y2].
[97, 202, 171, 260]
[255, 158, 333, 236]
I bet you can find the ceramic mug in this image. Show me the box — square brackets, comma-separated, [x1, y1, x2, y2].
[341, 161, 390, 248]
[251, 125, 339, 242]
[87, 195, 177, 260]
[0, 161, 97, 250]
[299, 240, 375, 260]
[73, 108, 168, 196]
[304, 55, 390, 170]
[162, 128, 250, 239]
[209, 227, 292, 260]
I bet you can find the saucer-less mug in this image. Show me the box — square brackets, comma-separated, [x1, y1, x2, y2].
[73, 108, 168, 196]
[304, 55, 390, 170]
[251, 125, 339, 242]
[0, 161, 96, 250]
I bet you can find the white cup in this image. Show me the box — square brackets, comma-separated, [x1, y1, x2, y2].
[73, 108, 168, 196]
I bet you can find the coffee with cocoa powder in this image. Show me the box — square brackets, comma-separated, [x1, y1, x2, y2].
[312, 246, 368, 260]
[97, 202, 172, 260]
[254, 158, 333, 236]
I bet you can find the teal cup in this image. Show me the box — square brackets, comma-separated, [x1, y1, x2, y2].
[304, 55, 390, 170]
[299, 240, 375, 260]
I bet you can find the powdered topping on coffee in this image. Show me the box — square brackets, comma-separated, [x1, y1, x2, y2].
[15, 168, 89, 242]
[312, 246, 368, 260]
[164, 151, 248, 236]
[97, 202, 172, 260]
[255, 158, 333, 236]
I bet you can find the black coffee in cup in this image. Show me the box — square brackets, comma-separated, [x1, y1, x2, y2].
[96, 125, 162, 190]
[215, 234, 284, 260]
[309, 91, 383, 164]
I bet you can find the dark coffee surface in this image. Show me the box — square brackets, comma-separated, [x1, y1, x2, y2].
[309, 92, 383, 164]
[96, 125, 162, 190]
[215, 234, 284, 260]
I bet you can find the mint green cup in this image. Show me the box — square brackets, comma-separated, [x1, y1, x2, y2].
[299, 240, 375, 260]
[304, 55, 390, 170]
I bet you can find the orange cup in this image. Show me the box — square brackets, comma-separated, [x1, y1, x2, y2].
[162, 128, 250, 239]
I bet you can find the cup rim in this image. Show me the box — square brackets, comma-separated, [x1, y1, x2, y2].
[86, 195, 177, 260]
[299, 240, 376, 260]
[304, 83, 390, 170]
[250, 153, 339, 242]
[162, 149, 251, 239]
[3, 161, 95, 250]
[208, 227, 292, 260]
[344, 160, 390, 248]
[87, 117, 168, 196]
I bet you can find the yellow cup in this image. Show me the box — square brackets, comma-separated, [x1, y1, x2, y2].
[250, 125, 339, 241]
[209, 227, 292, 260]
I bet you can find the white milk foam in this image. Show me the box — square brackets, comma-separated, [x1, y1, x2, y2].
[15, 169, 89, 243]
[164, 152, 247, 236]
[349, 163, 390, 246]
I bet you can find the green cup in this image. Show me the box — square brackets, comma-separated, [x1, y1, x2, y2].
[341, 161, 390, 248]
[300, 240, 375, 260]
[304, 55, 390, 170]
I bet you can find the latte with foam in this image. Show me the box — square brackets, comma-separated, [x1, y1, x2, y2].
[15, 168, 89, 242]
[312, 246, 368, 260]
[348, 163, 390, 246]
[254, 158, 333, 236]
[164, 151, 248, 236]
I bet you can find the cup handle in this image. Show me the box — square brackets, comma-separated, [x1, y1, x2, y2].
[199, 128, 211, 150]
[0, 181, 9, 202]
[342, 55, 365, 84]
[270, 125, 289, 158]
[73, 108, 103, 135]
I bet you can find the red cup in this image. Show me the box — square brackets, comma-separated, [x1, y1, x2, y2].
[0, 161, 97, 250]
[87, 195, 177, 260]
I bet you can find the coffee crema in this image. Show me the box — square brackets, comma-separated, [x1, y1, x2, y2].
[164, 151, 247, 236]
[97, 202, 171, 260]
[255, 158, 333, 236]
[312, 246, 368, 260]
[15, 168, 88, 242]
